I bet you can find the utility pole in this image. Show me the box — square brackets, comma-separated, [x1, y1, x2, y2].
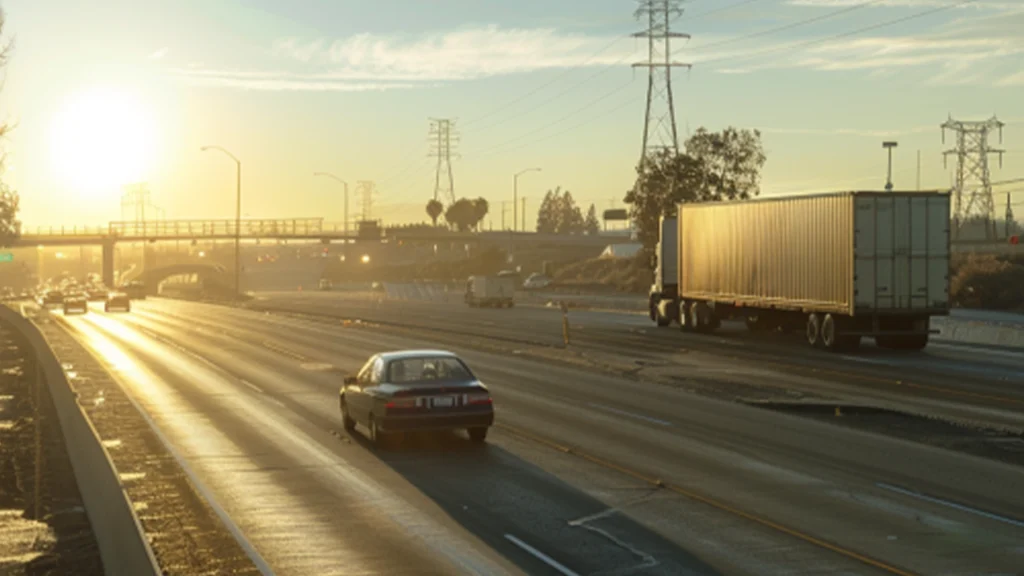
[883, 141, 898, 192]
[942, 115, 1005, 240]
[428, 118, 459, 206]
[513, 168, 541, 233]
[916, 150, 921, 191]
[1006, 192, 1014, 239]
[633, 0, 690, 169]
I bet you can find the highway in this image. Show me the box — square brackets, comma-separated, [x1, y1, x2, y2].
[41, 295, 1024, 575]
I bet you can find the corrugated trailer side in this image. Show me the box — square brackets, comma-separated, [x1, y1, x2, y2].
[674, 190, 951, 352]
[678, 192, 855, 315]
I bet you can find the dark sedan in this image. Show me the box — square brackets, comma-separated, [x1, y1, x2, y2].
[104, 291, 131, 313]
[340, 350, 494, 446]
[62, 293, 88, 315]
[39, 290, 65, 309]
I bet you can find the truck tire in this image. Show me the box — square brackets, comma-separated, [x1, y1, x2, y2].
[821, 314, 849, 352]
[690, 302, 716, 334]
[679, 301, 693, 332]
[655, 302, 671, 327]
[900, 334, 929, 350]
[806, 314, 822, 348]
[649, 295, 659, 322]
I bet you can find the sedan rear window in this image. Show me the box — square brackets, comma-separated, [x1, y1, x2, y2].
[387, 357, 473, 383]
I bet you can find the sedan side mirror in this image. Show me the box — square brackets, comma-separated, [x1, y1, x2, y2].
[344, 376, 357, 385]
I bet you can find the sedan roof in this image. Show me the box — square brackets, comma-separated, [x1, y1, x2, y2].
[376, 350, 459, 362]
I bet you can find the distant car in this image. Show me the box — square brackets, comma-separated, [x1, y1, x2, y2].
[121, 281, 146, 300]
[62, 293, 88, 315]
[39, 290, 65, 308]
[86, 286, 109, 301]
[523, 273, 552, 290]
[339, 350, 494, 446]
[104, 292, 131, 313]
[318, 278, 332, 291]
[371, 281, 385, 292]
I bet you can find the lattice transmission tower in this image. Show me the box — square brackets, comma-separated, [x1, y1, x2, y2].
[633, 0, 691, 168]
[942, 115, 1005, 240]
[428, 118, 459, 205]
[355, 181, 377, 221]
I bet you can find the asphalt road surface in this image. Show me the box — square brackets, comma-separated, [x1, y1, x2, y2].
[42, 296, 1024, 575]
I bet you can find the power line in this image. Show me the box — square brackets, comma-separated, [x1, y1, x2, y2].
[471, 78, 638, 158]
[696, 0, 978, 68]
[694, 0, 887, 53]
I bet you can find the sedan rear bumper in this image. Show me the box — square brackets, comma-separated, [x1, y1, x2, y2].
[378, 409, 494, 433]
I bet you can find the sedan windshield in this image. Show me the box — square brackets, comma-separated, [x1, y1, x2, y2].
[387, 357, 473, 383]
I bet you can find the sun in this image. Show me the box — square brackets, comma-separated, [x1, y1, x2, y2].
[49, 85, 156, 198]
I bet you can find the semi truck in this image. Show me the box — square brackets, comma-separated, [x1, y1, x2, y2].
[648, 191, 951, 351]
[465, 275, 516, 308]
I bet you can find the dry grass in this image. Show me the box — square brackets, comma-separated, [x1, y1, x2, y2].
[950, 254, 1024, 311]
[552, 254, 651, 294]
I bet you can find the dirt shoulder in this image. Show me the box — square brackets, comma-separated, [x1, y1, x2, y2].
[0, 324, 104, 576]
[19, 309, 261, 576]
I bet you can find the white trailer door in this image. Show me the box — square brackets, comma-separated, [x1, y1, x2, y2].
[854, 194, 949, 311]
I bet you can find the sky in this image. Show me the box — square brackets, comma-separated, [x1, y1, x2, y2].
[1, 0, 1022, 231]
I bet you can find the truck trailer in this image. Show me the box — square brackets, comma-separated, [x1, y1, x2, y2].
[649, 191, 951, 351]
[465, 275, 516, 308]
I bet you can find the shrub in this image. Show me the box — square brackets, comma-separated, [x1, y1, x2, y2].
[950, 254, 1024, 311]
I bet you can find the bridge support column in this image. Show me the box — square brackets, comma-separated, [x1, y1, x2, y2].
[101, 241, 115, 288]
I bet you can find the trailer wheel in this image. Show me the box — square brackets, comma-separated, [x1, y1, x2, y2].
[901, 334, 928, 350]
[806, 314, 822, 347]
[821, 314, 844, 352]
[690, 302, 715, 334]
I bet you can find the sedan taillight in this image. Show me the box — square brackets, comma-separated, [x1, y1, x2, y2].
[386, 397, 418, 409]
[466, 391, 492, 406]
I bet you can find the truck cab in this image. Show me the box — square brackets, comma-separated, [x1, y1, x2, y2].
[648, 216, 678, 327]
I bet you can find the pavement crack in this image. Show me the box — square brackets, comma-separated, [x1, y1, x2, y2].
[567, 508, 659, 576]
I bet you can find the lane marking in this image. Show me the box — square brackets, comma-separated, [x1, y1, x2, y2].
[240, 379, 263, 394]
[587, 403, 672, 427]
[875, 482, 1024, 529]
[267, 398, 286, 409]
[261, 340, 309, 362]
[497, 424, 919, 576]
[503, 534, 579, 576]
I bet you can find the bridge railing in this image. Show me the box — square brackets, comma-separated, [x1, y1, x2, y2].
[108, 218, 330, 239]
[26, 225, 110, 237]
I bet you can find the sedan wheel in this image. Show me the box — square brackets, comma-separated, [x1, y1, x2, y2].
[340, 398, 356, 432]
[468, 427, 488, 443]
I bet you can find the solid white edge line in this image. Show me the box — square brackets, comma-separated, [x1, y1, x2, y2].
[586, 403, 672, 427]
[503, 534, 580, 576]
[876, 482, 1024, 529]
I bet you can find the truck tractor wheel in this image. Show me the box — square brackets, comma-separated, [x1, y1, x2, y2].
[655, 302, 671, 327]
[679, 301, 693, 332]
[806, 314, 822, 348]
[838, 335, 862, 351]
[690, 302, 714, 334]
[649, 296, 659, 322]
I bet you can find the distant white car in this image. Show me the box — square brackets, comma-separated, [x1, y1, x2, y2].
[318, 278, 332, 291]
[523, 273, 552, 290]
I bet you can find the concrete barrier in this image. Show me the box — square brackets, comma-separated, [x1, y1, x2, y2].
[0, 306, 161, 576]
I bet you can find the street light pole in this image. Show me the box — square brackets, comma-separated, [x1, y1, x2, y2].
[883, 141, 898, 192]
[201, 145, 242, 297]
[313, 172, 349, 237]
[513, 168, 542, 232]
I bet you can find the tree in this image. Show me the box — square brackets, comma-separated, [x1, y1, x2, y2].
[471, 197, 489, 230]
[444, 197, 488, 232]
[624, 127, 766, 251]
[535, 186, 586, 234]
[584, 204, 600, 235]
[536, 189, 558, 233]
[0, 15, 15, 249]
[426, 199, 444, 226]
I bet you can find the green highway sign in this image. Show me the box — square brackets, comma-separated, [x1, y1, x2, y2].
[0, 253, 12, 263]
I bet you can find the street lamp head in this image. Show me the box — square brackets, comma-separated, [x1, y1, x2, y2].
[883, 141, 898, 149]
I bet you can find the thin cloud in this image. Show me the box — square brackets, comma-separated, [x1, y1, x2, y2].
[181, 26, 637, 91]
[148, 47, 169, 60]
[759, 125, 936, 137]
[786, 0, 1019, 8]
[996, 71, 1024, 86]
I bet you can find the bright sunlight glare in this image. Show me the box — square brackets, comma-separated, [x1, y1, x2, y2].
[49, 85, 155, 198]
